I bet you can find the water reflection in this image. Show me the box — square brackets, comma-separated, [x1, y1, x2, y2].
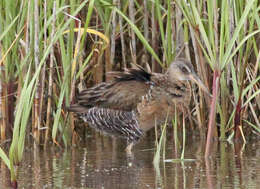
[0, 134, 259, 189]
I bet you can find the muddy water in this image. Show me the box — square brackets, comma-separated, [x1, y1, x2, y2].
[0, 132, 259, 189]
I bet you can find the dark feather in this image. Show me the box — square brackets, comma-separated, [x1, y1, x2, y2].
[71, 67, 153, 111]
[109, 68, 152, 83]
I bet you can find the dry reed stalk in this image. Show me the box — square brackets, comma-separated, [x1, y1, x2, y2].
[248, 102, 260, 127]
[176, 5, 184, 57]
[118, 0, 126, 68]
[78, 54, 84, 91]
[143, 0, 149, 64]
[105, 47, 112, 79]
[93, 53, 103, 84]
[151, 2, 158, 71]
[189, 26, 204, 136]
[194, 30, 215, 138]
[129, 0, 136, 64]
[104, 4, 112, 78]
[71, 15, 82, 144]
[244, 50, 260, 127]
[0, 64, 7, 140]
[195, 30, 210, 92]
[7, 81, 15, 137]
[234, 59, 252, 140]
[234, 91, 243, 140]
[33, 0, 40, 143]
[184, 25, 191, 60]
[45, 1, 56, 144]
[110, 0, 117, 66]
[93, 18, 103, 84]
[40, 0, 47, 143]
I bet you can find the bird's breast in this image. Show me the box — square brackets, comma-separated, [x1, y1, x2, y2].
[136, 80, 191, 132]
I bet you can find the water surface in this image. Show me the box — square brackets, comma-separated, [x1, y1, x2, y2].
[0, 132, 259, 189]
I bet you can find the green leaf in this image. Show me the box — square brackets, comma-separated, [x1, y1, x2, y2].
[0, 148, 10, 170]
[190, 1, 215, 66]
[0, 14, 19, 41]
[243, 90, 260, 106]
[231, 62, 239, 102]
[221, 0, 256, 69]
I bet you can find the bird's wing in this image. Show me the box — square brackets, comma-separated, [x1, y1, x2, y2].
[75, 67, 154, 111]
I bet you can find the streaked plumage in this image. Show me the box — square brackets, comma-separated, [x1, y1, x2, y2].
[80, 108, 144, 145]
[68, 59, 209, 153]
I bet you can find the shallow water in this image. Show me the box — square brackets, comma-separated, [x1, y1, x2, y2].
[0, 132, 259, 189]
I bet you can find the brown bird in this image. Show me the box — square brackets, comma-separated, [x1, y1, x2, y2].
[68, 59, 209, 153]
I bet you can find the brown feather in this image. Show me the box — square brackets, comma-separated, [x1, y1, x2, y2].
[67, 59, 206, 152]
[73, 67, 153, 111]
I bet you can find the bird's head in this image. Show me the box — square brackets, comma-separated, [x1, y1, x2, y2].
[167, 59, 211, 96]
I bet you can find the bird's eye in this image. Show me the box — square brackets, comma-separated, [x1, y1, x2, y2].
[181, 66, 190, 74]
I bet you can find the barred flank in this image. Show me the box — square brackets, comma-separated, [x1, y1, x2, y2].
[81, 107, 144, 143]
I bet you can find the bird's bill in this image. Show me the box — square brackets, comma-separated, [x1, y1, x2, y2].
[189, 73, 212, 97]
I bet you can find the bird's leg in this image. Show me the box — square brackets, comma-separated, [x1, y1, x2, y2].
[125, 142, 133, 155]
[125, 142, 134, 165]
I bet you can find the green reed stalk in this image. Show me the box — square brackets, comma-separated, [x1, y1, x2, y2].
[177, 0, 259, 156]
[0, 0, 259, 177]
[50, 1, 88, 145]
[153, 120, 167, 164]
[0, 1, 88, 184]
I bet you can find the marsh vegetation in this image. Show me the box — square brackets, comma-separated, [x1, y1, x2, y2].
[0, 0, 259, 187]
